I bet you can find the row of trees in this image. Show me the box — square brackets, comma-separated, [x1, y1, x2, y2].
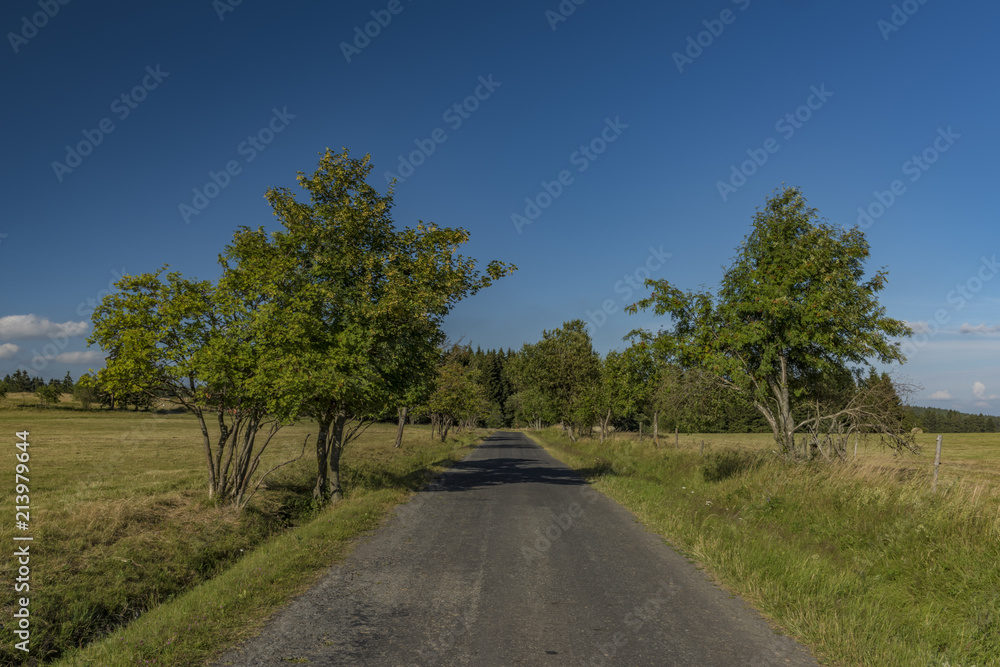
[909, 407, 1000, 433]
[12, 355, 991, 434]
[417, 187, 921, 460]
[87, 148, 514, 507]
[408, 340, 1000, 440]
[57, 180, 985, 507]
[1, 370, 74, 394]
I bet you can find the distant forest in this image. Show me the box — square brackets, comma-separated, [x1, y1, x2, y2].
[2, 369, 75, 393]
[3, 362, 998, 434]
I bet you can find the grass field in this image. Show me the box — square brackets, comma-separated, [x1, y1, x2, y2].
[643, 429, 1000, 487]
[532, 428, 1000, 667]
[0, 394, 484, 665]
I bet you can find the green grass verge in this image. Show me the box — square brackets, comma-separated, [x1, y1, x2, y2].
[528, 428, 1000, 667]
[0, 402, 483, 665]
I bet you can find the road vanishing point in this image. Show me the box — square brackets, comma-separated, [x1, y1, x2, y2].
[217, 431, 818, 666]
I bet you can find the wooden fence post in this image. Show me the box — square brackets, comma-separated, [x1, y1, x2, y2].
[933, 435, 942, 492]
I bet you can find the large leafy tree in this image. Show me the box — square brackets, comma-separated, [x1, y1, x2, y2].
[594, 347, 656, 443]
[505, 346, 552, 429]
[220, 148, 515, 502]
[628, 187, 912, 455]
[518, 320, 601, 440]
[88, 271, 290, 505]
[424, 345, 490, 441]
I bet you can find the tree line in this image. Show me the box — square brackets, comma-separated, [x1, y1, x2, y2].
[11, 359, 992, 435]
[413, 339, 1000, 441]
[23, 179, 993, 508]
[421, 187, 923, 461]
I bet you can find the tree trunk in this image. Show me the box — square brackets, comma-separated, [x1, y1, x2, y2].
[394, 406, 408, 448]
[213, 412, 233, 500]
[653, 410, 659, 447]
[312, 414, 333, 502]
[768, 356, 796, 456]
[325, 414, 347, 503]
[194, 407, 217, 499]
[439, 415, 453, 442]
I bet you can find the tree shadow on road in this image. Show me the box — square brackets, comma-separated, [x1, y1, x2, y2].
[435, 434, 593, 491]
[439, 456, 589, 491]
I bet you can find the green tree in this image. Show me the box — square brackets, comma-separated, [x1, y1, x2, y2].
[73, 373, 99, 409]
[628, 187, 912, 456]
[479, 349, 514, 427]
[594, 347, 655, 443]
[88, 270, 294, 506]
[519, 320, 600, 440]
[425, 346, 489, 441]
[505, 346, 550, 429]
[220, 148, 515, 502]
[35, 383, 62, 408]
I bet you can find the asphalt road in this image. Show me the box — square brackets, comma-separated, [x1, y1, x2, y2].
[215, 432, 818, 666]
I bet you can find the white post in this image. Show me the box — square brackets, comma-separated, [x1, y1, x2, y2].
[933, 435, 942, 492]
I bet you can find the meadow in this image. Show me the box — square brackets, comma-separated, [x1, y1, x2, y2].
[0, 394, 483, 665]
[3, 389, 998, 666]
[531, 427, 1000, 667]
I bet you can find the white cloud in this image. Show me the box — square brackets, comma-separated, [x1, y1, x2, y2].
[959, 323, 1000, 335]
[928, 390, 953, 400]
[31, 351, 105, 365]
[0, 314, 89, 339]
[0, 343, 19, 359]
[971, 381, 997, 401]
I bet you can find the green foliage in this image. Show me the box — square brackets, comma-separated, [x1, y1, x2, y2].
[425, 345, 490, 440]
[4, 369, 45, 393]
[86, 147, 513, 505]
[908, 406, 999, 433]
[477, 348, 515, 427]
[73, 373, 99, 410]
[628, 186, 912, 454]
[217, 148, 515, 501]
[512, 320, 600, 438]
[87, 269, 282, 503]
[35, 382, 62, 407]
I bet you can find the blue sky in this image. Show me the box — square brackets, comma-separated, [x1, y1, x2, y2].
[2, 0, 998, 414]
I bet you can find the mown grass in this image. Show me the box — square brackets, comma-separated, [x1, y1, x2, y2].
[531, 428, 1000, 667]
[0, 396, 483, 665]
